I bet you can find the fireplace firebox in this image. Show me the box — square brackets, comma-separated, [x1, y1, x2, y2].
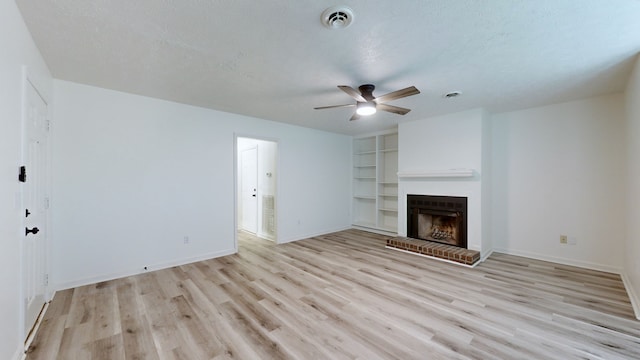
[407, 195, 467, 248]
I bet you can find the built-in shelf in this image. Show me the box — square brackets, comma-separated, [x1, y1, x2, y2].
[352, 131, 399, 234]
[397, 169, 475, 178]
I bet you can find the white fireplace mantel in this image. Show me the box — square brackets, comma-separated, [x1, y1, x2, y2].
[397, 169, 475, 179]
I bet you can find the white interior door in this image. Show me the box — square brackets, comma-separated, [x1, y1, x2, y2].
[22, 79, 48, 339]
[240, 147, 258, 233]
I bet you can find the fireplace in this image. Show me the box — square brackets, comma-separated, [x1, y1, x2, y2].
[407, 195, 467, 248]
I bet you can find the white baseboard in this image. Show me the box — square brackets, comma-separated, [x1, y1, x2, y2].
[481, 249, 494, 262]
[256, 231, 276, 242]
[54, 248, 237, 291]
[620, 272, 640, 320]
[351, 225, 398, 237]
[492, 247, 622, 274]
[13, 346, 24, 360]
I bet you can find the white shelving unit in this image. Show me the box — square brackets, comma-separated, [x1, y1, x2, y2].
[352, 136, 377, 229]
[352, 131, 398, 234]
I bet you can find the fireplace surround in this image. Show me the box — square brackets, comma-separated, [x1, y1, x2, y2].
[407, 194, 467, 249]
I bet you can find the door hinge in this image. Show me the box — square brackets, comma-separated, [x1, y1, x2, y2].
[46, 119, 51, 132]
[18, 166, 26, 182]
[44, 197, 50, 209]
[43, 274, 49, 287]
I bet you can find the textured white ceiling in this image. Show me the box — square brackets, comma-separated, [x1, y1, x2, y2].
[16, 0, 640, 135]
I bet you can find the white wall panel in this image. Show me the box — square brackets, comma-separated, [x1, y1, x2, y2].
[492, 94, 626, 272]
[624, 55, 640, 317]
[51, 80, 351, 289]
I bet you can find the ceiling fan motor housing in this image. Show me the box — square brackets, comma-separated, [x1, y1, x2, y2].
[358, 84, 376, 101]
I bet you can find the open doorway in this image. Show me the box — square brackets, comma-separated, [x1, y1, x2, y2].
[236, 136, 278, 245]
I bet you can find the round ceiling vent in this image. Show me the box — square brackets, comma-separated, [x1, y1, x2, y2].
[444, 91, 462, 98]
[321, 6, 354, 29]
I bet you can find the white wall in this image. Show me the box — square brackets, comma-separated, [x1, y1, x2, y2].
[398, 109, 488, 254]
[480, 110, 493, 256]
[399, 109, 483, 172]
[624, 54, 640, 316]
[0, 2, 52, 359]
[52, 80, 351, 290]
[491, 94, 626, 272]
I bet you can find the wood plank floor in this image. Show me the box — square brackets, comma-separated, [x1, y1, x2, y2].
[26, 229, 640, 359]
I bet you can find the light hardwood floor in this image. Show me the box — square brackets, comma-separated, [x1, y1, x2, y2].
[26, 229, 640, 359]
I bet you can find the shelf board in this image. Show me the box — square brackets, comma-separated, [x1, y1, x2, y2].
[355, 177, 376, 180]
[353, 195, 375, 200]
[397, 169, 475, 178]
[353, 221, 376, 229]
[380, 148, 398, 153]
[379, 208, 398, 212]
[379, 193, 398, 197]
[379, 181, 398, 185]
[354, 150, 376, 155]
[379, 225, 398, 232]
[354, 164, 376, 168]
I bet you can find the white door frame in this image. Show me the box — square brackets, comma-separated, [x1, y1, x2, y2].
[19, 67, 52, 343]
[233, 134, 280, 250]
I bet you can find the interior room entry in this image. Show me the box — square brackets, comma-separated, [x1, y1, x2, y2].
[236, 137, 278, 242]
[22, 76, 49, 341]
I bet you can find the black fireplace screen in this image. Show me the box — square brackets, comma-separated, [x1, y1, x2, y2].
[407, 195, 467, 248]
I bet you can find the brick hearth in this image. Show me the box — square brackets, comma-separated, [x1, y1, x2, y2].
[386, 237, 480, 266]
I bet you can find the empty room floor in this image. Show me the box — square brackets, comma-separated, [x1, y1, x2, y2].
[26, 229, 640, 359]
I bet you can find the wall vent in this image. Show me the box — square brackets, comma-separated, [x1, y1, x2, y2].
[262, 195, 275, 236]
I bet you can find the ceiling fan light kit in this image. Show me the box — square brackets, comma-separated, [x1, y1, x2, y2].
[356, 102, 376, 116]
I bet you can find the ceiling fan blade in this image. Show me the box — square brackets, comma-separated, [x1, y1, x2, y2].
[338, 85, 367, 102]
[377, 103, 411, 115]
[349, 112, 361, 121]
[314, 104, 355, 110]
[375, 86, 420, 103]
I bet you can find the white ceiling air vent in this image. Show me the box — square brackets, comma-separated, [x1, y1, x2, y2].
[321, 6, 354, 29]
[444, 91, 462, 98]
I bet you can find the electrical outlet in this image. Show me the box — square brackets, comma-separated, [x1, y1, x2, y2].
[560, 235, 568, 244]
[183, 236, 189, 244]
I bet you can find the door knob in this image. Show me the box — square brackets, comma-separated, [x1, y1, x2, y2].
[25, 227, 39, 236]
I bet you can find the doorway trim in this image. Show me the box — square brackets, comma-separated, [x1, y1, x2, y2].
[233, 134, 280, 251]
